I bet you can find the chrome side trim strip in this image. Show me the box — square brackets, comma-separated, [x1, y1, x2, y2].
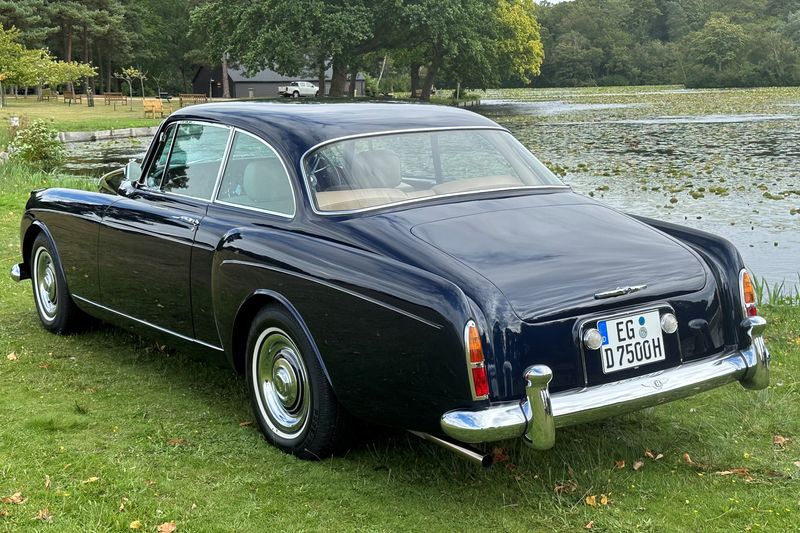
[441, 316, 769, 446]
[220, 259, 442, 329]
[72, 295, 224, 352]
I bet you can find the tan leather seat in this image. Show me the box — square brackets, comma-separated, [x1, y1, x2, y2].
[240, 158, 294, 214]
[431, 175, 522, 195]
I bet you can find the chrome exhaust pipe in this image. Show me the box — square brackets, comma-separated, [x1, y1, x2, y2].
[409, 431, 493, 468]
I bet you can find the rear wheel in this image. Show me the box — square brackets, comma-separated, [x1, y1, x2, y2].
[30, 233, 82, 334]
[245, 306, 351, 459]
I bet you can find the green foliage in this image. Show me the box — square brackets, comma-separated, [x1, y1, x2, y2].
[536, 0, 800, 88]
[7, 120, 64, 171]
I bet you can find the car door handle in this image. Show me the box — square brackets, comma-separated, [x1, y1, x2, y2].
[172, 215, 200, 226]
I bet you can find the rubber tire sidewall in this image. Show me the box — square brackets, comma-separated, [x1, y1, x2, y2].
[30, 232, 80, 334]
[245, 306, 348, 459]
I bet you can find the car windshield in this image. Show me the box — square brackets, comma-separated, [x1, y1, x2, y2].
[303, 128, 564, 212]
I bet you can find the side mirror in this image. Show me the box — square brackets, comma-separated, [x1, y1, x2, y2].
[124, 160, 142, 182]
[98, 160, 142, 195]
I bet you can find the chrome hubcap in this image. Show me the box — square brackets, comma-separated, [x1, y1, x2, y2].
[252, 328, 310, 439]
[34, 247, 58, 321]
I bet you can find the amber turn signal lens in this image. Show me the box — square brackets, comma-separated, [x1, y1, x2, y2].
[740, 270, 758, 317]
[467, 322, 483, 364]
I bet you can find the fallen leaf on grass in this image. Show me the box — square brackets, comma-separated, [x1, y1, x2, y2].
[129, 520, 142, 529]
[585, 494, 610, 507]
[645, 449, 655, 459]
[682, 453, 694, 465]
[33, 508, 53, 522]
[38, 362, 50, 369]
[1, 492, 26, 504]
[44, 475, 51, 490]
[716, 468, 750, 477]
[614, 460, 625, 469]
[0, 510, 8, 517]
[238, 421, 252, 427]
[554, 480, 578, 494]
[794, 461, 800, 468]
[633, 460, 644, 471]
[773, 435, 789, 447]
[655, 453, 664, 460]
[6, 352, 17, 361]
[157, 521, 177, 533]
[82, 476, 99, 484]
[119, 497, 129, 512]
[167, 438, 187, 446]
[492, 447, 510, 463]
[144, 480, 156, 486]
[585, 520, 594, 529]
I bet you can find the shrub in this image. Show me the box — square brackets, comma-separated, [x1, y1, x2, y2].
[7, 120, 64, 171]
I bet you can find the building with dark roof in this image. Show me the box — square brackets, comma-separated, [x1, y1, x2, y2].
[192, 66, 365, 98]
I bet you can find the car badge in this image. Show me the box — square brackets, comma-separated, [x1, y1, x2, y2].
[594, 284, 648, 300]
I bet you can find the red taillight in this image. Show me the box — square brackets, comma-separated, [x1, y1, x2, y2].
[740, 270, 758, 317]
[465, 321, 489, 399]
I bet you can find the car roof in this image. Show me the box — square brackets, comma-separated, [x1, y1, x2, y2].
[169, 102, 503, 160]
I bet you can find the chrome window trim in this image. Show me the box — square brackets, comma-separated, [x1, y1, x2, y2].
[299, 126, 570, 216]
[139, 120, 234, 204]
[211, 128, 297, 220]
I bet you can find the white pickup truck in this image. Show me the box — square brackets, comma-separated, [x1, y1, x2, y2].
[278, 81, 319, 98]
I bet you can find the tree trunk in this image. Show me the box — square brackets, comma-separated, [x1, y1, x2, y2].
[221, 52, 230, 98]
[65, 24, 74, 92]
[329, 57, 347, 97]
[409, 64, 420, 98]
[420, 51, 442, 102]
[348, 64, 358, 97]
[317, 60, 326, 97]
[107, 56, 112, 92]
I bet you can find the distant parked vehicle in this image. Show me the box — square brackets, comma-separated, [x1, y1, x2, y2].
[278, 81, 319, 98]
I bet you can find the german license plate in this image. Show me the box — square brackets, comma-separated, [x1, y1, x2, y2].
[598, 310, 665, 374]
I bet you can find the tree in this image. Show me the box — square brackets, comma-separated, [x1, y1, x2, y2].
[114, 66, 140, 109]
[0, 26, 26, 106]
[689, 15, 747, 73]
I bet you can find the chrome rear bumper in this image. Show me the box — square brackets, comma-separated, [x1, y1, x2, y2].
[441, 316, 769, 449]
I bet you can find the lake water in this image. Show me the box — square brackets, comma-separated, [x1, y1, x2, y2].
[63, 87, 799, 291]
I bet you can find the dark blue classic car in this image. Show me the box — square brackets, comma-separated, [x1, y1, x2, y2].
[11, 103, 769, 466]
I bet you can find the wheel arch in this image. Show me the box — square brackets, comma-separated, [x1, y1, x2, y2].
[23, 221, 65, 280]
[229, 289, 334, 389]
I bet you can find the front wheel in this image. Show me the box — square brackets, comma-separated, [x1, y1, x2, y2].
[245, 306, 351, 459]
[30, 232, 82, 333]
[292, 91, 299, 98]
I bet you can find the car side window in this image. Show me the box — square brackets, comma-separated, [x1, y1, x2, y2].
[216, 131, 295, 217]
[161, 123, 230, 200]
[144, 124, 177, 188]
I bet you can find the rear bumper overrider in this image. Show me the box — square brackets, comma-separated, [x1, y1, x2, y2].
[441, 316, 770, 450]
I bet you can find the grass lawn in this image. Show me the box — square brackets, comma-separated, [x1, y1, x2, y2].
[0, 98, 169, 137]
[0, 164, 798, 532]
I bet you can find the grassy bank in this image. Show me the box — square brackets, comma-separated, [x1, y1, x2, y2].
[0, 163, 798, 531]
[0, 98, 167, 135]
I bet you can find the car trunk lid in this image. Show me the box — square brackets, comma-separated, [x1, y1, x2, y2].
[410, 202, 707, 322]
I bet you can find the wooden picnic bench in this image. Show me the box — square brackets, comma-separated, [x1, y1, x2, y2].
[63, 90, 82, 103]
[178, 93, 208, 107]
[104, 92, 127, 105]
[143, 98, 169, 118]
[41, 88, 54, 101]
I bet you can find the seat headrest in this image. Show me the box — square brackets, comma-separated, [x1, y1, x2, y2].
[351, 150, 402, 189]
[243, 158, 292, 204]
